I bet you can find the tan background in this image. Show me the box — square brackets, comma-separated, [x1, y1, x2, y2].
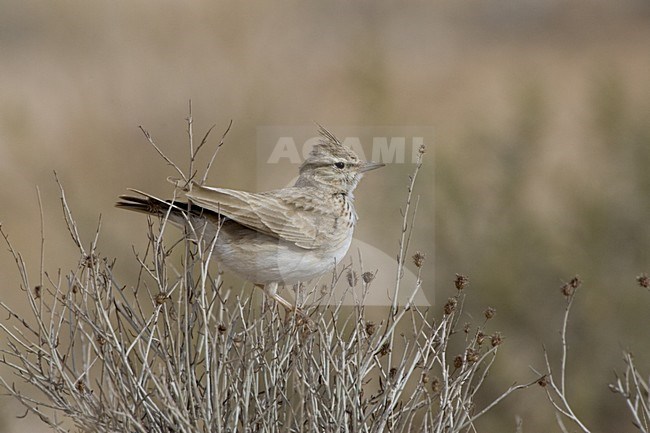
[1, 1, 650, 431]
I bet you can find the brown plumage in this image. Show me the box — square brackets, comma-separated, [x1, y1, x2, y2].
[117, 126, 384, 311]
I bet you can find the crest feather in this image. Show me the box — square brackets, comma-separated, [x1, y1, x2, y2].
[306, 125, 358, 162]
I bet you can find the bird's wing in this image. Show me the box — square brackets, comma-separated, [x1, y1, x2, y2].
[186, 184, 341, 249]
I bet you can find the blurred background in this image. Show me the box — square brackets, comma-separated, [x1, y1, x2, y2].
[1, 0, 650, 431]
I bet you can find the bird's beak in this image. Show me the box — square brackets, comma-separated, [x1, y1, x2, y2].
[359, 161, 385, 173]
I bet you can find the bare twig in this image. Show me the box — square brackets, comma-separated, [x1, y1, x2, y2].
[54, 171, 84, 254]
[36, 186, 45, 287]
[138, 126, 187, 183]
[201, 119, 232, 185]
[610, 352, 650, 433]
[538, 277, 592, 433]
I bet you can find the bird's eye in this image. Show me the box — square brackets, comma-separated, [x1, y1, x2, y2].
[334, 162, 345, 169]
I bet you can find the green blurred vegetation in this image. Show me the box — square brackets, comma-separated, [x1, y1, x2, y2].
[1, 1, 650, 431]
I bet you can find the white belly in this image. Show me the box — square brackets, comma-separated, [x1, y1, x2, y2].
[213, 222, 353, 285]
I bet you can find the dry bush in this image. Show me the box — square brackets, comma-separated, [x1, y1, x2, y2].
[0, 114, 537, 432]
[536, 276, 650, 433]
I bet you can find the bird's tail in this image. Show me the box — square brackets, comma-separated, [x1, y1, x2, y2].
[115, 189, 191, 223]
[116, 189, 226, 244]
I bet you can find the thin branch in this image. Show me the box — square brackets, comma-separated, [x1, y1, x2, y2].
[458, 377, 543, 430]
[54, 171, 84, 254]
[138, 126, 187, 183]
[200, 120, 232, 185]
[36, 186, 45, 287]
[538, 278, 592, 433]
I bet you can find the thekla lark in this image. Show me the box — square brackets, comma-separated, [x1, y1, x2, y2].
[117, 127, 384, 310]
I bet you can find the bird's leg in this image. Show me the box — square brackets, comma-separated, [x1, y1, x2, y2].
[260, 282, 294, 311]
[256, 283, 312, 327]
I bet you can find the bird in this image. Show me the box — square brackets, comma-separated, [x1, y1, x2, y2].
[116, 126, 384, 312]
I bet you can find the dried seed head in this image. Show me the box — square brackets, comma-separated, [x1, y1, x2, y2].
[490, 332, 503, 347]
[431, 376, 441, 393]
[361, 271, 375, 284]
[454, 274, 469, 291]
[637, 273, 649, 288]
[421, 372, 430, 384]
[418, 144, 426, 155]
[155, 292, 169, 305]
[476, 331, 486, 345]
[444, 298, 457, 315]
[365, 321, 377, 336]
[389, 367, 398, 380]
[76, 380, 86, 393]
[484, 307, 496, 320]
[453, 355, 463, 369]
[561, 283, 574, 297]
[463, 322, 471, 333]
[377, 342, 391, 357]
[412, 251, 425, 268]
[34, 285, 42, 299]
[537, 375, 548, 387]
[96, 335, 106, 347]
[466, 348, 480, 364]
[84, 254, 97, 268]
[217, 323, 227, 335]
[569, 275, 582, 289]
[347, 270, 358, 287]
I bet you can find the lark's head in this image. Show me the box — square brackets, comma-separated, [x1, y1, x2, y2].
[295, 126, 384, 194]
